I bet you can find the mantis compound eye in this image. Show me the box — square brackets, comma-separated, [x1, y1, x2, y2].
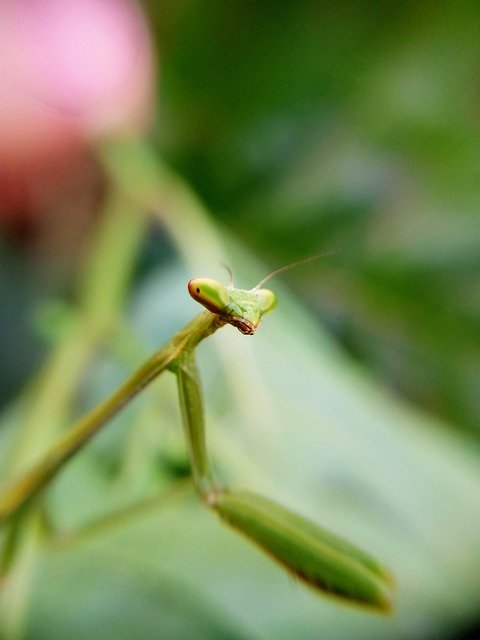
[188, 278, 229, 315]
[256, 288, 277, 315]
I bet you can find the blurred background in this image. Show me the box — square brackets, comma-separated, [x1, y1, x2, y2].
[1, 1, 480, 639]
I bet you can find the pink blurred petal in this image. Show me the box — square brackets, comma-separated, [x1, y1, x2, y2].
[0, 0, 155, 216]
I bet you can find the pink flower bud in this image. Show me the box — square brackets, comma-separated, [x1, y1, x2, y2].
[0, 0, 154, 217]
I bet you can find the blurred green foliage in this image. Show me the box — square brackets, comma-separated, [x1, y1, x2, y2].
[1, 2, 480, 639]
[145, 0, 480, 435]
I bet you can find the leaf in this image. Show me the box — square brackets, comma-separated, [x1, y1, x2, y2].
[23, 257, 480, 640]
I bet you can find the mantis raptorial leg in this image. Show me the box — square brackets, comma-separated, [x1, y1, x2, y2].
[0, 269, 394, 611]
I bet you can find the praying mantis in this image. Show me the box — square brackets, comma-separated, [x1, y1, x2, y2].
[0, 261, 394, 612]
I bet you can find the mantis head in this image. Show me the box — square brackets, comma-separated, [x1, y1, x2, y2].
[188, 254, 333, 335]
[188, 278, 276, 335]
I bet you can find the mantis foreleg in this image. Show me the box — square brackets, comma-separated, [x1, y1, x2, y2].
[0, 312, 224, 525]
[0, 272, 394, 611]
[174, 350, 214, 498]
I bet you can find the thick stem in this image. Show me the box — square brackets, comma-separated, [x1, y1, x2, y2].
[0, 183, 149, 640]
[0, 511, 43, 640]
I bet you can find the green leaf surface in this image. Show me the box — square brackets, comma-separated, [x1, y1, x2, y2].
[21, 258, 480, 640]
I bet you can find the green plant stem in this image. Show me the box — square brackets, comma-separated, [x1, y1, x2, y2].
[97, 138, 229, 272]
[0, 182, 148, 640]
[0, 511, 43, 640]
[3, 187, 147, 478]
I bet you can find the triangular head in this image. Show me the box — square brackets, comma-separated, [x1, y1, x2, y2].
[188, 278, 276, 334]
[188, 254, 333, 334]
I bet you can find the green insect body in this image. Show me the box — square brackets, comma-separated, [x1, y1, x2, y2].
[0, 258, 394, 612]
[188, 278, 276, 334]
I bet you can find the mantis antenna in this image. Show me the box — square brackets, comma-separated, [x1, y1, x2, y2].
[253, 250, 337, 290]
[220, 263, 234, 288]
